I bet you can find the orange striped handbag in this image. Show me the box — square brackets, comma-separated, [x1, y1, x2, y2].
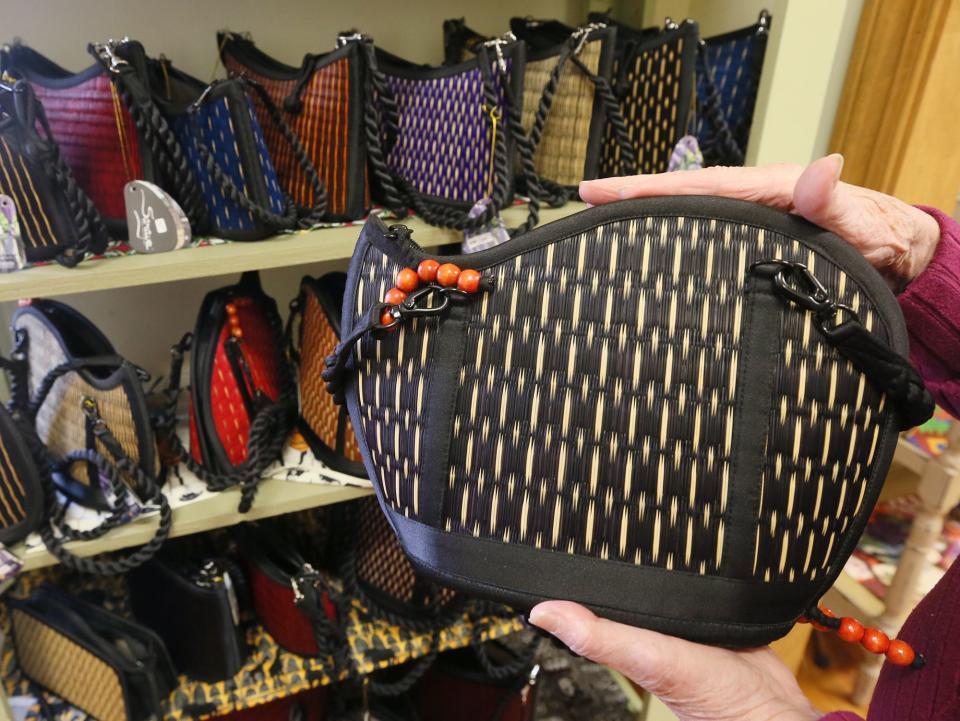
[219, 32, 368, 221]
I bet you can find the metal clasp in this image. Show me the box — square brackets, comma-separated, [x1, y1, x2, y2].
[91, 38, 131, 73]
[482, 33, 515, 73]
[188, 81, 219, 113]
[291, 563, 319, 604]
[80, 396, 105, 426]
[571, 22, 605, 56]
[337, 32, 367, 47]
[771, 262, 833, 314]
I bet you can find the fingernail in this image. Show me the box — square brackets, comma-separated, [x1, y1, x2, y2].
[830, 153, 844, 180]
[527, 606, 558, 632]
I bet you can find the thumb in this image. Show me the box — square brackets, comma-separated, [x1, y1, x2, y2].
[792, 154, 848, 228]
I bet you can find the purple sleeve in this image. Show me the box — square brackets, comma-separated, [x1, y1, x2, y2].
[820, 713, 865, 721]
[898, 207, 960, 418]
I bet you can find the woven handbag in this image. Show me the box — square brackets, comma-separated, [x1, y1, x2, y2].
[509, 19, 636, 197]
[589, 17, 699, 176]
[291, 272, 365, 476]
[347, 34, 542, 235]
[148, 57, 325, 241]
[695, 11, 772, 166]
[0, 403, 43, 545]
[219, 31, 368, 221]
[8, 585, 177, 721]
[2, 39, 207, 236]
[0, 80, 108, 265]
[9, 299, 172, 574]
[161, 271, 295, 512]
[324, 197, 934, 648]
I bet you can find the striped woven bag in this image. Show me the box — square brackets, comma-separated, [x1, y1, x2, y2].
[0, 80, 108, 265]
[1, 39, 207, 236]
[219, 31, 368, 221]
[147, 56, 326, 240]
[323, 197, 934, 648]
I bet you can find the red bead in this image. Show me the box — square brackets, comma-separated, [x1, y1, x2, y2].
[838, 617, 865, 643]
[797, 615, 809, 624]
[230, 327, 243, 339]
[417, 259, 440, 283]
[885, 640, 915, 667]
[226, 302, 237, 316]
[380, 310, 395, 327]
[861, 628, 890, 654]
[457, 268, 482, 294]
[384, 287, 408, 305]
[436, 263, 461, 287]
[396, 268, 419, 292]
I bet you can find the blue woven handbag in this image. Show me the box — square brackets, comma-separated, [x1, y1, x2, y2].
[695, 10, 771, 166]
[148, 57, 326, 240]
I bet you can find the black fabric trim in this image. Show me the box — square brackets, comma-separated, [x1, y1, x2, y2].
[387, 512, 806, 647]
[580, 25, 617, 183]
[417, 303, 468, 526]
[721, 274, 781, 578]
[375, 43, 524, 81]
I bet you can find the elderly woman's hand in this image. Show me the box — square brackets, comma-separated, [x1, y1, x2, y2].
[580, 154, 941, 290]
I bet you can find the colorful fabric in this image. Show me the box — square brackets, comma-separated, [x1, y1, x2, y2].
[904, 406, 954, 458]
[667, 134, 703, 171]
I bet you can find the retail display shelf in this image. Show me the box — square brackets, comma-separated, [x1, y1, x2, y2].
[15, 479, 373, 572]
[0, 203, 587, 301]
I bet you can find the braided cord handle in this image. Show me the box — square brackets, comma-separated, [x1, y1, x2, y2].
[242, 78, 328, 227]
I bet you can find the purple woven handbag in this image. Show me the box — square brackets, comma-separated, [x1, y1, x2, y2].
[343, 34, 543, 235]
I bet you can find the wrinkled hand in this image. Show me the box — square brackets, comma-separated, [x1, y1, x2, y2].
[580, 155, 941, 290]
[529, 602, 821, 721]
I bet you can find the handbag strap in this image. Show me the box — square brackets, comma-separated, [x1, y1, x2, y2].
[753, 259, 934, 430]
[527, 25, 638, 202]
[158, 305, 296, 513]
[3, 81, 107, 266]
[355, 36, 541, 236]
[89, 41, 210, 233]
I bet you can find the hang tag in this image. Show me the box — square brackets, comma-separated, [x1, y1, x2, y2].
[124, 180, 191, 253]
[462, 198, 510, 253]
[0, 195, 27, 273]
[0, 544, 23, 582]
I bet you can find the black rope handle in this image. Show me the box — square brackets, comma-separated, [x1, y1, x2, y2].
[695, 42, 744, 166]
[754, 259, 934, 430]
[158, 299, 297, 513]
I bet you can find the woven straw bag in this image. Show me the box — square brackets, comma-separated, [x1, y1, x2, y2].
[0, 80, 108, 265]
[592, 17, 699, 175]
[324, 197, 933, 647]
[293, 273, 365, 476]
[219, 31, 369, 221]
[2, 39, 207, 236]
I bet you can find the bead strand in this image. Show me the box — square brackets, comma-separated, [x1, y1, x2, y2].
[379, 261, 484, 328]
[800, 606, 925, 669]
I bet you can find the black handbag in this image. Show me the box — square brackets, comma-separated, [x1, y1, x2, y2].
[8, 585, 177, 721]
[324, 197, 934, 648]
[128, 554, 246, 682]
[0, 80, 108, 266]
[0, 403, 43, 545]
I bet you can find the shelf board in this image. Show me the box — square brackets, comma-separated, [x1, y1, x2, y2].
[15, 479, 372, 572]
[0, 203, 586, 301]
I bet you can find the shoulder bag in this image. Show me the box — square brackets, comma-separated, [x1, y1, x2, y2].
[324, 197, 934, 648]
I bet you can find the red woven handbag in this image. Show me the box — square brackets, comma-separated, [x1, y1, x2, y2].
[2, 39, 206, 235]
[162, 271, 295, 512]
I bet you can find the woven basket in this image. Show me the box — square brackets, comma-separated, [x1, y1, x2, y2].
[340, 197, 920, 647]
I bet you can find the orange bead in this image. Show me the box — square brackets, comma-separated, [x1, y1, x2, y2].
[396, 268, 419, 292]
[885, 640, 915, 667]
[384, 288, 408, 305]
[230, 327, 243, 339]
[380, 310, 395, 327]
[457, 268, 482, 294]
[226, 302, 237, 316]
[861, 628, 890, 654]
[436, 263, 461, 287]
[417, 259, 440, 283]
[838, 617, 865, 643]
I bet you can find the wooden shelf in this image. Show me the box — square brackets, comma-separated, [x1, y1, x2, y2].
[15, 479, 373, 572]
[0, 203, 586, 301]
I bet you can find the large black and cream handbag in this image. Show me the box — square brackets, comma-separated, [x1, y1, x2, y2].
[324, 197, 933, 648]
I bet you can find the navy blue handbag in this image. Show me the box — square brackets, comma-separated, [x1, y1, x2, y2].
[695, 10, 772, 166]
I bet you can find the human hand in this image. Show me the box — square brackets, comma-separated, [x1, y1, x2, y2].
[579, 155, 941, 291]
[529, 601, 822, 721]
